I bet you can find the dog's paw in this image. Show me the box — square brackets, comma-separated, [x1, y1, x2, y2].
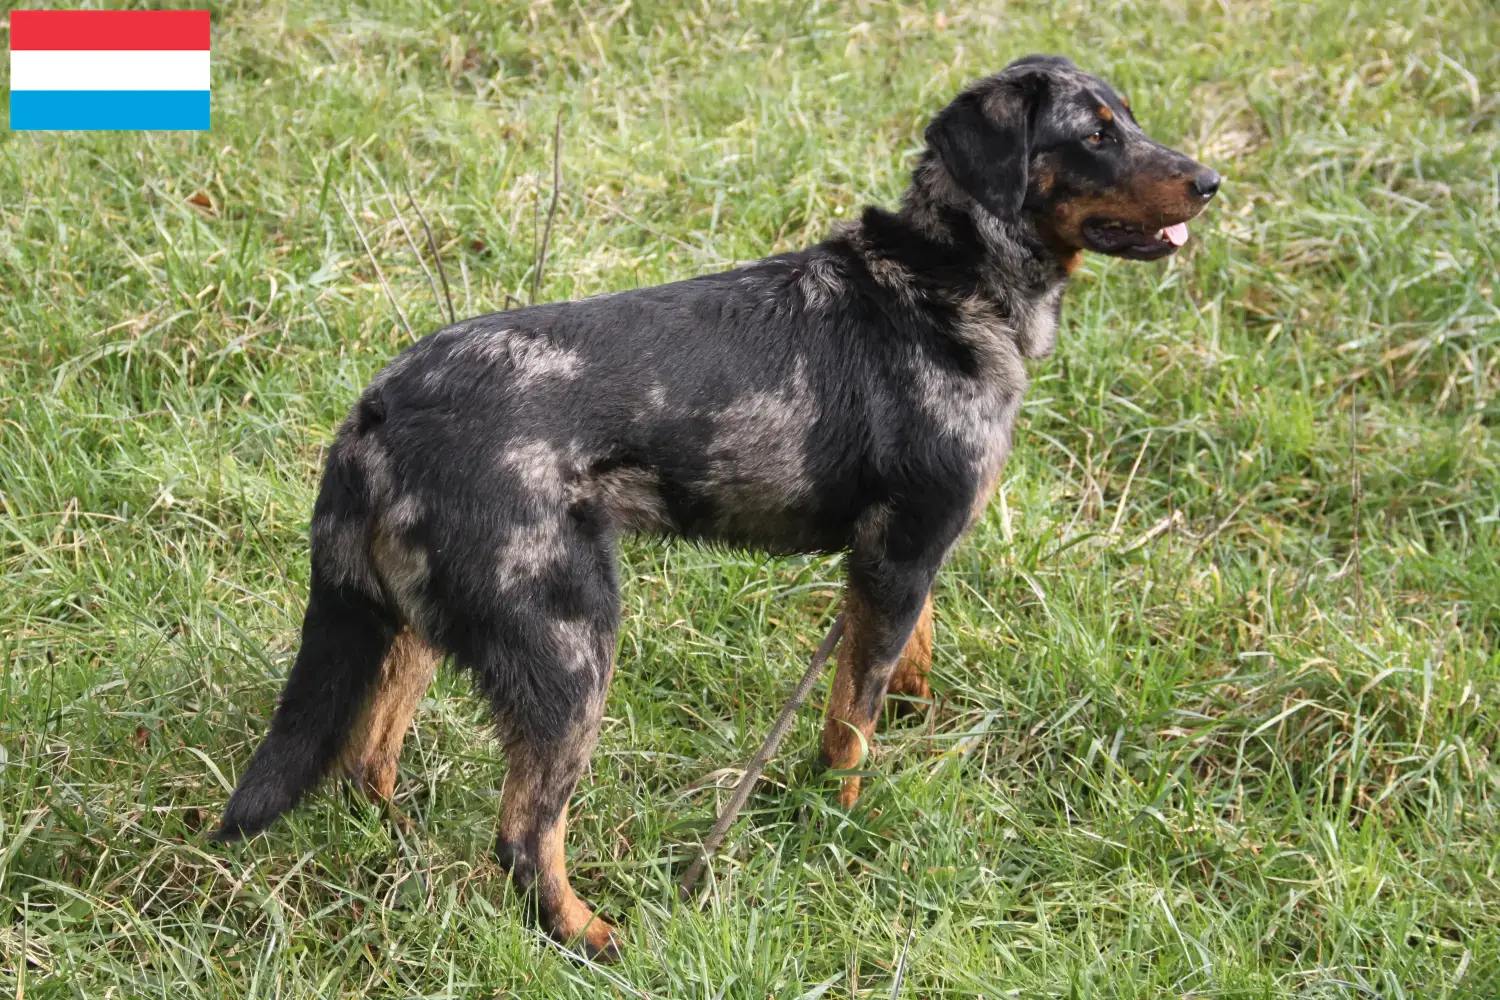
[577, 918, 622, 964]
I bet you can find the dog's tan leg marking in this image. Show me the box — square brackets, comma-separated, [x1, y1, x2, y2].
[884, 592, 934, 710]
[340, 630, 437, 804]
[498, 756, 621, 961]
[819, 587, 893, 809]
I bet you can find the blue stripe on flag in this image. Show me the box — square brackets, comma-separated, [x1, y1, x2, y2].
[10, 91, 210, 131]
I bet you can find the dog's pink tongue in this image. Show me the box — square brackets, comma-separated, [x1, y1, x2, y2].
[1163, 222, 1189, 246]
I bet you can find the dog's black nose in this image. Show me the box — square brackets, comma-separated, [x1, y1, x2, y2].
[1191, 170, 1221, 200]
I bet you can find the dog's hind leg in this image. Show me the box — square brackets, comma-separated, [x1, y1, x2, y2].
[497, 730, 619, 961]
[462, 511, 622, 960]
[883, 592, 934, 714]
[340, 630, 439, 807]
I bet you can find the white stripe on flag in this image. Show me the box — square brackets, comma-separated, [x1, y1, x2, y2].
[10, 50, 210, 92]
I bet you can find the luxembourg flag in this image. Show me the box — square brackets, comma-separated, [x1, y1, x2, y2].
[9, 10, 210, 131]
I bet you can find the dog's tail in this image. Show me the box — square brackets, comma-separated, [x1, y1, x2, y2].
[211, 422, 400, 841]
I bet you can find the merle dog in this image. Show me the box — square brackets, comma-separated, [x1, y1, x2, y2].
[212, 54, 1220, 960]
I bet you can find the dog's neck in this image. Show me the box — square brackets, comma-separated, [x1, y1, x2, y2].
[901, 154, 1070, 297]
[836, 153, 1072, 358]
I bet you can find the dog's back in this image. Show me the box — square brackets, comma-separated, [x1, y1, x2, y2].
[324, 243, 1000, 559]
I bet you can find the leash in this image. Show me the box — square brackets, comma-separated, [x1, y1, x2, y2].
[678, 612, 846, 902]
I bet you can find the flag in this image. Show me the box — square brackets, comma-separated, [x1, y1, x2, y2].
[9, 10, 210, 131]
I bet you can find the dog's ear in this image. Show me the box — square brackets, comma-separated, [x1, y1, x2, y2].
[924, 76, 1043, 220]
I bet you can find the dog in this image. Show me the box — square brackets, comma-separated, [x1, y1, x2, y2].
[211, 54, 1219, 960]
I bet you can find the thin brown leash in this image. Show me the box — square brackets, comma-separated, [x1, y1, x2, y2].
[677, 612, 845, 902]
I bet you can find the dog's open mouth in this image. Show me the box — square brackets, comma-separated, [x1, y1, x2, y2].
[1080, 218, 1190, 260]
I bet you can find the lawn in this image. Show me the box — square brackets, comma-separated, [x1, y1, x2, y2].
[2, 0, 1498, 996]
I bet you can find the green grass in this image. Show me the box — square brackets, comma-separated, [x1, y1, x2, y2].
[2, 0, 1498, 996]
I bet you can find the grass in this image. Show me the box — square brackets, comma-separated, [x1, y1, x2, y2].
[2, 0, 1498, 996]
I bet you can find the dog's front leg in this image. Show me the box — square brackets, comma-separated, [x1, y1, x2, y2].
[818, 555, 942, 809]
[884, 592, 934, 713]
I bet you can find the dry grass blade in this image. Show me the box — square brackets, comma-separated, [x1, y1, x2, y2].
[889, 919, 916, 999]
[578, 189, 714, 257]
[334, 187, 416, 342]
[401, 175, 456, 325]
[362, 162, 446, 327]
[1350, 385, 1365, 616]
[386, 192, 446, 322]
[531, 109, 564, 305]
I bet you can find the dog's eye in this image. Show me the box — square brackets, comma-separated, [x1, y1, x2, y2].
[1085, 130, 1108, 145]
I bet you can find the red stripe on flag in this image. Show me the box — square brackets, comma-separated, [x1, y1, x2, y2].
[10, 10, 210, 51]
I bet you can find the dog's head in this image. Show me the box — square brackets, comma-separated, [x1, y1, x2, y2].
[925, 55, 1219, 261]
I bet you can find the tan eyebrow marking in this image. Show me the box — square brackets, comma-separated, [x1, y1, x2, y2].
[1098, 104, 1114, 122]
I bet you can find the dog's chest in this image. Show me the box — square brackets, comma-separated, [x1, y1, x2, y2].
[907, 302, 1044, 519]
[1016, 288, 1062, 359]
[907, 344, 1026, 459]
